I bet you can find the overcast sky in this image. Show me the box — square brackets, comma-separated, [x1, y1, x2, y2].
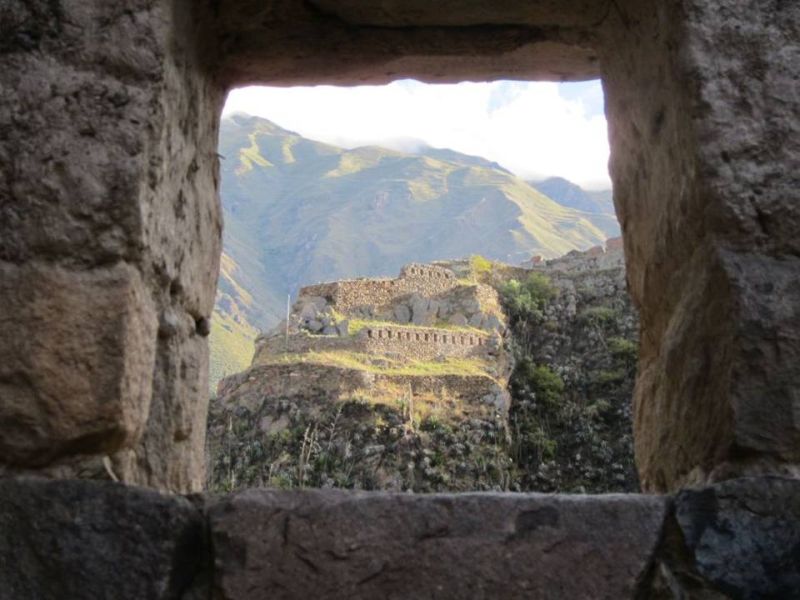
[223, 79, 610, 190]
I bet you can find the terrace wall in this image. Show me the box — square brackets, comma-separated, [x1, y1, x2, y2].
[256, 326, 495, 363]
[300, 264, 461, 314]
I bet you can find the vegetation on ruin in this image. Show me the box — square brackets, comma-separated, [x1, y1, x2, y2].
[468, 254, 495, 279]
[500, 271, 639, 493]
[499, 271, 558, 326]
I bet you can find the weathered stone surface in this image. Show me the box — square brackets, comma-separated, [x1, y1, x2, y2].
[602, 0, 800, 491]
[671, 477, 800, 599]
[210, 488, 668, 599]
[0, 478, 206, 600]
[393, 304, 411, 323]
[0, 0, 223, 490]
[2, 0, 798, 515]
[215, 1, 601, 85]
[308, 0, 607, 28]
[0, 263, 157, 466]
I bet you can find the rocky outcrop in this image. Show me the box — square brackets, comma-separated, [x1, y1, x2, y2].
[209, 249, 641, 494]
[209, 261, 513, 493]
[208, 364, 510, 492]
[495, 243, 640, 493]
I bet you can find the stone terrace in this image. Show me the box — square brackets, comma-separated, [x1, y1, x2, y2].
[255, 323, 496, 363]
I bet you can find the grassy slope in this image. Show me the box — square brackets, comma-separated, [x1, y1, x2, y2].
[261, 350, 493, 378]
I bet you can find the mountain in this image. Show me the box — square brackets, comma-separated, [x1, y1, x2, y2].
[209, 114, 618, 389]
[530, 177, 618, 238]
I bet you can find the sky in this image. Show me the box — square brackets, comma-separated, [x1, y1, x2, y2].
[223, 79, 610, 190]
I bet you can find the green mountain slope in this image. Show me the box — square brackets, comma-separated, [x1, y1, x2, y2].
[530, 177, 619, 238]
[209, 114, 616, 390]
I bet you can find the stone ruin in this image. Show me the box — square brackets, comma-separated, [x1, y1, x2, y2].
[1, 1, 799, 598]
[251, 261, 504, 367]
[238, 261, 509, 419]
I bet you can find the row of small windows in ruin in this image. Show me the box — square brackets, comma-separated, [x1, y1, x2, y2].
[407, 267, 454, 279]
[366, 329, 484, 346]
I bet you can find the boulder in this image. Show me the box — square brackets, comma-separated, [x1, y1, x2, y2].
[468, 312, 486, 328]
[449, 312, 468, 327]
[393, 304, 411, 323]
[297, 302, 319, 321]
[336, 320, 350, 337]
[304, 319, 323, 333]
[410, 295, 435, 325]
[485, 315, 502, 331]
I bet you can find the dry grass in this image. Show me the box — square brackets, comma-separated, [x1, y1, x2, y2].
[262, 350, 493, 378]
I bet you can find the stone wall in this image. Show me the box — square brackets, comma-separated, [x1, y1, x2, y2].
[0, 0, 223, 493]
[601, 0, 800, 492]
[216, 362, 503, 411]
[537, 245, 625, 275]
[1, 0, 799, 594]
[0, 0, 797, 520]
[300, 264, 460, 314]
[255, 326, 496, 363]
[4, 476, 800, 599]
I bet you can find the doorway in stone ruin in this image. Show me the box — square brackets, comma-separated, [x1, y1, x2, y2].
[205, 79, 638, 495]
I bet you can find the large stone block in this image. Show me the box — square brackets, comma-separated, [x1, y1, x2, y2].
[602, 0, 800, 491]
[210, 489, 668, 599]
[661, 477, 800, 598]
[0, 262, 157, 467]
[0, 478, 206, 600]
[0, 0, 223, 491]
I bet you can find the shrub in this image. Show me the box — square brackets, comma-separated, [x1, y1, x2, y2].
[593, 368, 627, 385]
[500, 272, 557, 323]
[608, 337, 637, 364]
[470, 254, 494, 277]
[513, 359, 565, 407]
[578, 305, 617, 326]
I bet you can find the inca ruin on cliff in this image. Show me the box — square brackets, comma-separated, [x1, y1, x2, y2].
[209, 261, 514, 492]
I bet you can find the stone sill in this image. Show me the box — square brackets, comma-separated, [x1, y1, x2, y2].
[1, 477, 798, 599]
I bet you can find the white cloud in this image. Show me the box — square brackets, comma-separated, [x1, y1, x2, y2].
[222, 80, 611, 190]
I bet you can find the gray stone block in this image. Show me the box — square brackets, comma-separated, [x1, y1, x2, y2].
[210, 488, 668, 599]
[673, 477, 800, 599]
[0, 478, 206, 600]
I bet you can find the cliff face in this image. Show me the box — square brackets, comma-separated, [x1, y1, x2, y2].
[503, 244, 639, 492]
[207, 245, 638, 493]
